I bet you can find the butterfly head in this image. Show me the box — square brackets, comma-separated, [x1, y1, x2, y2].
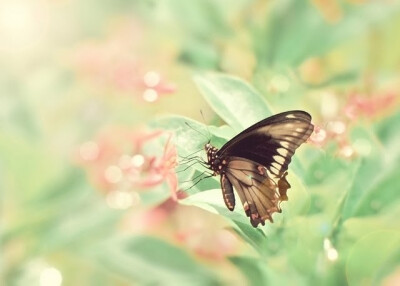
[204, 142, 226, 175]
[204, 143, 217, 161]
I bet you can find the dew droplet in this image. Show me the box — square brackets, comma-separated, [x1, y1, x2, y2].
[323, 238, 339, 261]
[326, 248, 339, 261]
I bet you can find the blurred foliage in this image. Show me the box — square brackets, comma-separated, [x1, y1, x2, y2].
[2, 0, 400, 285]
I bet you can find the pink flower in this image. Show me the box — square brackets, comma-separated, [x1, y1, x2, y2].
[78, 129, 178, 198]
[133, 132, 179, 200]
[175, 227, 239, 261]
[136, 191, 187, 230]
[71, 21, 176, 102]
[344, 92, 397, 119]
[308, 125, 328, 147]
[309, 90, 398, 158]
[309, 122, 355, 158]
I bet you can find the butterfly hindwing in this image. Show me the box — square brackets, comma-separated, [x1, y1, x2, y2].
[225, 157, 283, 227]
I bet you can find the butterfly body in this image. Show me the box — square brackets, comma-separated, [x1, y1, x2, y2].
[204, 110, 313, 227]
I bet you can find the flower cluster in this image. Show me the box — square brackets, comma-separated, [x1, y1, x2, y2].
[344, 92, 396, 120]
[309, 91, 397, 158]
[78, 129, 178, 206]
[72, 22, 176, 102]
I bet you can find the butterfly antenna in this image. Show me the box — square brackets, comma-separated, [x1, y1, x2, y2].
[200, 110, 212, 142]
[184, 122, 209, 143]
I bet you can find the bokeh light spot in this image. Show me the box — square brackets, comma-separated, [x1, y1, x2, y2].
[144, 71, 161, 87]
[104, 165, 122, 184]
[131, 154, 145, 168]
[0, 1, 48, 52]
[340, 145, 354, 158]
[324, 238, 339, 261]
[327, 120, 346, 135]
[327, 248, 339, 261]
[311, 127, 327, 143]
[143, 88, 159, 102]
[39, 267, 62, 286]
[106, 191, 140, 209]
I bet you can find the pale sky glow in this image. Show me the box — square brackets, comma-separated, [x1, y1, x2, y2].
[0, 1, 48, 52]
[39, 267, 62, 286]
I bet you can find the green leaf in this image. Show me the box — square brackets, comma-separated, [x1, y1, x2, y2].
[167, 0, 230, 38]
[179, 39, 219, 68]
[342, 123, 400, 219]
[34, 196, 123, 253]
[180, 188, 249, 224]
[304, 147, 356, 186]
[340, 210, 400, 247]
[0, 132, 65, 203]
[346, 230, 400, 286]
[150, 115, 231, 191]
[151, 115, 231, 157]
[257, 0, 400, 66]
[229, 256, 268, 286]
[180, 159, 313, 255]
[180, 189, 268, 253]
[282, 172, 311, 219]
[353, 167, 400, 216]
[194, 73, 272, 132]
[230, 222, 267, 255]
[138, 183, 171, 206]
[89, 235, 219, 286]
[150, 115, 207, 156]
[375, 110, 400, 165]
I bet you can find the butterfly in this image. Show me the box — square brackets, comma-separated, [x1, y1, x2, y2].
[204, 110, 314, 227]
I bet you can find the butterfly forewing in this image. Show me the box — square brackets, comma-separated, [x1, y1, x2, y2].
[217, 110, 314, 175]
[204, 110, 313, 227]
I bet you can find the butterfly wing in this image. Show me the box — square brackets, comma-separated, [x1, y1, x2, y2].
[218, 110, 313, 176]
[224, 157, 290, 227]
[218, 110, 313, 227]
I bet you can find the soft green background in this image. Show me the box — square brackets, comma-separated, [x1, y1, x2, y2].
[2, 0, 400, 285]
